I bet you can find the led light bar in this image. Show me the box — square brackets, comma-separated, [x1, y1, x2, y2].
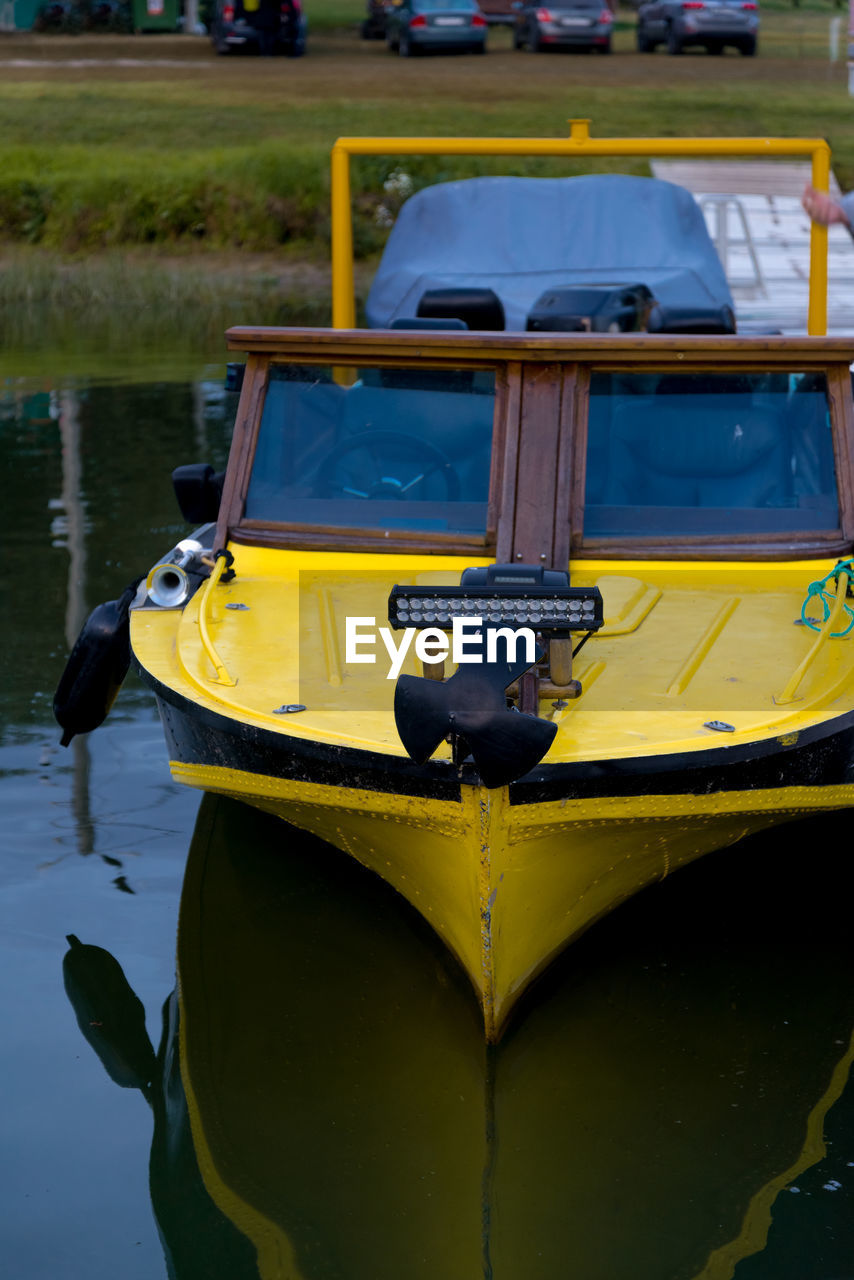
[388, 584, 603, 635]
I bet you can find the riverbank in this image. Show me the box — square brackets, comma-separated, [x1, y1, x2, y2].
[1, 15, 851, 259]
[0, 246, 381, 368]
[2, 10, 851, 352]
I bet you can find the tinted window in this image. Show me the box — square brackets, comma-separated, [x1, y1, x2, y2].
[245, 364, 495, 536]
[415, 0, 477, 9]
[583, 371, 837, 538]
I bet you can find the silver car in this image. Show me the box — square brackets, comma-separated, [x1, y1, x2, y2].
[512, 0, 614, 52]
[636, 0, 758, 55]
[385, 0, 489, 55]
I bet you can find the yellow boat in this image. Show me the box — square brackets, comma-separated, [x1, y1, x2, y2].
[127, 323, 854, 1040]
[54, 130, 854, 1039]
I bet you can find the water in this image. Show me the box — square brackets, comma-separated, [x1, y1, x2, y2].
[3, 353, 854, 1280]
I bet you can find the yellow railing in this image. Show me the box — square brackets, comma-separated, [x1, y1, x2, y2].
[198, 553, 236, 687]
[330, 118, 831, 334]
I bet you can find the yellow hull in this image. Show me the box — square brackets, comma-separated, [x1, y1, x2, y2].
[168, 758, 854, 1037]
[131, 547, 854, 1037]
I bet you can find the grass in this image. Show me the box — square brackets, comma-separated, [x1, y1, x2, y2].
[0, 246, 352, 353]
[0, 7, 852, 344]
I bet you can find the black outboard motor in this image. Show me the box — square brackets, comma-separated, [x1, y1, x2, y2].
[417, 287, 506, 331]
[526, 283, 655, 334]
[53, 578, 141, 747]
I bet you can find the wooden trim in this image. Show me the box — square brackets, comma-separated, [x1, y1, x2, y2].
[508, 362, 564, 564]
[230, 525, 492, 555]
[225, 326, 854, 366]
[486, 365, 510, 544]
[582, 527, 847, 547]
[552, 364, 581, 570]
[568, 365, 590, 561]
[576, 355, 846, 372]
[576, 534, 851, 560]
[216, 353, 268, 549]
[828, 363, 854, 544]
[495, 362, 522, 563]
[574, 546, 853, 561]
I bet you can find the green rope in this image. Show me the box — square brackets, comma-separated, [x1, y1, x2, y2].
[800, 558, 854, 637]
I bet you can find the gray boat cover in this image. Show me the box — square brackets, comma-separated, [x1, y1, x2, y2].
[365, 174, 734, 330]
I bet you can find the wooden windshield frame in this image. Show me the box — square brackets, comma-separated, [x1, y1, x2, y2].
[218, 328, 854, 563]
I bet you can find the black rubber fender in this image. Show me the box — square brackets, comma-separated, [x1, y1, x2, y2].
[53, 578, 141, 746]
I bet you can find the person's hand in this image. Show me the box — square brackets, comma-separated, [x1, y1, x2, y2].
[802, 183, 850, 227]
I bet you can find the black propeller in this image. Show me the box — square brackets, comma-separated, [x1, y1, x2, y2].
[394, 631, 556, 789]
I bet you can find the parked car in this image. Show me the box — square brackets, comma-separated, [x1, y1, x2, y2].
[211, 0, 306, 55]
[385, 0, 488, 55]
[85, 0, 132, 29]
[33, 0, 80, 30]
[635, 0, 758, 54]
[361, 0, 391, 36]
[512, 0, 613, 51]
[478, 0, 516, 24]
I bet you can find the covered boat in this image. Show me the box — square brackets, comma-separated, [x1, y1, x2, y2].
[365, 172, 737, 334]
[121, 326, 854, 1039]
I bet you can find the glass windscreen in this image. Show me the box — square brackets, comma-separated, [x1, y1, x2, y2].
[244, 364, 495, 535]
[583, 371, 838, 539]
[415, 0, 478, 9]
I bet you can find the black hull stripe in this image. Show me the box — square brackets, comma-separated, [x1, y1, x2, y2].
[510, 714, 854, 804]
[135, 663, 854, 805]
[140, 666, 464, 802]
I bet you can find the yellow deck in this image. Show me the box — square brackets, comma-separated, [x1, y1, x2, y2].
[133, 546, 854, 763]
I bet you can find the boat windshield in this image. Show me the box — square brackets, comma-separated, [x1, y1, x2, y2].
[583, 371, 839, 539]
[244, 364, 495, 535]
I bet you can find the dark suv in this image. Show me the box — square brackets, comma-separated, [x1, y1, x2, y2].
[211, 0, 306, 55]
[636, 0, 758, 54]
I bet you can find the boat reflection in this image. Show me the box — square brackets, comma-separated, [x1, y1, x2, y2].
[64, 796, 854, 1280]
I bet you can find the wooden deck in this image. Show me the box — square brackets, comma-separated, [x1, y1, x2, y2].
[652, 161, 854, 336]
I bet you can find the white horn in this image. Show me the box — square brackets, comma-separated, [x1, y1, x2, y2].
[146, 562, 191, 609]
[146, 540, 204, 609]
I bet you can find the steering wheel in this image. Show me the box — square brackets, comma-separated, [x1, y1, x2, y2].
[314, 431, 461, 502]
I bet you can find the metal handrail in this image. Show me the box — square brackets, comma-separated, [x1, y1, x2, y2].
[698, 194, 765, 290]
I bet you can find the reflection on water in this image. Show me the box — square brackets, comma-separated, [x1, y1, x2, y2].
[0, 363, 237, 730]
[65, 796, 854, 1280]
[1, 362, 238, 1280]
[3, 365, 854, 1279]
